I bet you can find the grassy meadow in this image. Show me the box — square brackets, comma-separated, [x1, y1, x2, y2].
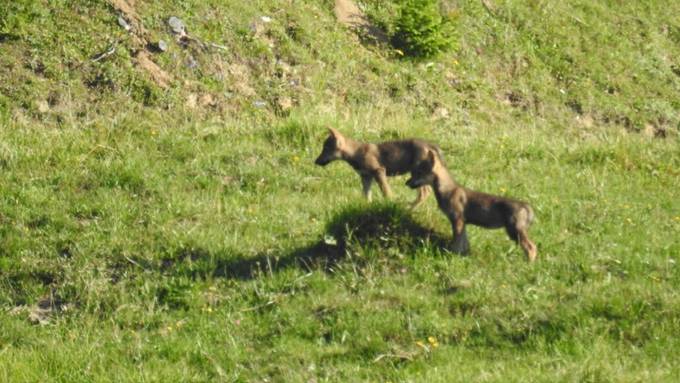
[1, 0, 680, 381]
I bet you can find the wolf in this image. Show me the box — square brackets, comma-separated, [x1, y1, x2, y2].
[315, 128, 441, 208]
[406, 149, 537, 261]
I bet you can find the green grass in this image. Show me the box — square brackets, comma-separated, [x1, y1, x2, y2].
[1, 0, 680, 381]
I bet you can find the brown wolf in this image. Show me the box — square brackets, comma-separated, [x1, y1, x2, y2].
[315, 128, 442, 208]
[406, 150, 537, 261]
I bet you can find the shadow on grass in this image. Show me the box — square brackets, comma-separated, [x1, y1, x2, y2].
[163, 203, 453, 281]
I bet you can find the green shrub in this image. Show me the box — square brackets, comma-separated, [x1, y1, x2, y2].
[1, 2, 26, 38]
[391, 0, 456, 58]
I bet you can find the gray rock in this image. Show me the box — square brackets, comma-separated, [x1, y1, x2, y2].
[168, 16, 186, 35]
[118, 16, 131, 31]
[157, 40, 168, 52]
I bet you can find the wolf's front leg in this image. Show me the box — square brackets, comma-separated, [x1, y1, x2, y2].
[451, 216, 470, 254]
[451, 226, 470, 254]
[410, 186, 430, 209]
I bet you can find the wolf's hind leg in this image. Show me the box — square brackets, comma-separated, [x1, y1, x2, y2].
[374, 168, 393, 199]
[507, 206, 537, 262]
[518, 230, 537, 262]
[361, 175, 373, 201]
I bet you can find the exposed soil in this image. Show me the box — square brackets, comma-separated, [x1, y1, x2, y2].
[334, 0, 388, 44]
[108, 0, 172, 87]
[134, 51, 172, 88]
[109, 0, 138, 22]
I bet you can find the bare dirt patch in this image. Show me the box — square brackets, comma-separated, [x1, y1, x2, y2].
[334, 0, 388, 44]
[109, 0, 138, 21]
[108, 0, 173, 87]
[134, 51, 172, 88]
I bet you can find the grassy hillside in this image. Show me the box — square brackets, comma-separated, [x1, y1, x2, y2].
[1, 0, 679, 381]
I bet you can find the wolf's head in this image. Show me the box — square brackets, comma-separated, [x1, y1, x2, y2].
[315, 128, 346, 166]
[406, 149, 438, 189]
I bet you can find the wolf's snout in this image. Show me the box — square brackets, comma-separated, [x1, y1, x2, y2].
[315, 156, 329, 166]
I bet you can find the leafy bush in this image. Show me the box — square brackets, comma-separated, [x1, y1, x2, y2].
[391, 0, 456, 58]
[0, 0, 45, 39]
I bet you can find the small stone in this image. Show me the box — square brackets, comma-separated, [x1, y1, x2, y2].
[157, 40, 168, 52]
[261, 16, 272, 23]
[253, 100, 267, 108]
[118, 16, 131, 31]
[36, 100, 49, 114]
[168, 16, 186, 35]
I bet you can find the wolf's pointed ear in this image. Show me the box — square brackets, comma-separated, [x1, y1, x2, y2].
[426, 149, 437, 166]
[328, 127, 342, 139]
[328, 127, 344, 146]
